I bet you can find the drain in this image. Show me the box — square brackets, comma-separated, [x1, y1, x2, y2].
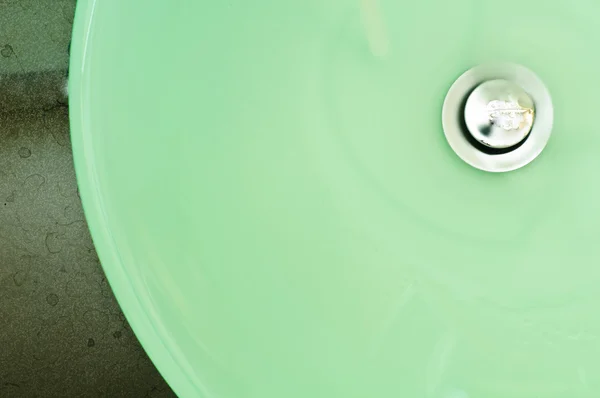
[442, 63, 553, 172]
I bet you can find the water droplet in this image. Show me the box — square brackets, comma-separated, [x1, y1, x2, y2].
[46, 293, 59, 306]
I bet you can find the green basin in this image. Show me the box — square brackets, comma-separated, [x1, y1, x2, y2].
[69, 1, 600, 397]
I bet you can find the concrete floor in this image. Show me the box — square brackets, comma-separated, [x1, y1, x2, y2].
[0, 108, 176, 397]
[1, 1, 176, 397]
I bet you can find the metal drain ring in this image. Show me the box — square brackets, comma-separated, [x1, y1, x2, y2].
[442, 63, 553, 172]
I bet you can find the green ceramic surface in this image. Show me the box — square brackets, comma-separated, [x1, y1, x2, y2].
[69, 1, 600, 397]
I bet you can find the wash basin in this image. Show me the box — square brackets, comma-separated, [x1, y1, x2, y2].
[69, 1, 600, 397]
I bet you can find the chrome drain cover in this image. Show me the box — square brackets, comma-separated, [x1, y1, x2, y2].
[442, 63, 553, 172]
